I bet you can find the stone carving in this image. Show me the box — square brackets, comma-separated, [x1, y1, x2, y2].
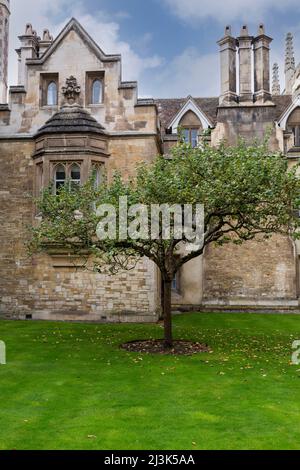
[62, 76, 81, 104]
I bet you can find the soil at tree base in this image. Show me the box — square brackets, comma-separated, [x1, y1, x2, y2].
[120, 339, 210, 355]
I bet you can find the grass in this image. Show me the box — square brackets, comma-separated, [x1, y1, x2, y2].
[1, 312, 300, 450]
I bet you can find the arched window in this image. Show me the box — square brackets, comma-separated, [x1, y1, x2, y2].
[70, 163, 81, 190]
[53, 163, 81, 193]
[47, 81, 58, 106]
[92, 164, 103, 188]
[91, 79, 103, 104]
[54, 164, 66, 193]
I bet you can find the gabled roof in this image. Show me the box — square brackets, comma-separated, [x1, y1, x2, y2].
[155, 97, 219, 131]
[155, 95, 293, 133]
[27, 18, 121, 66]
[276, 95, 300, 129]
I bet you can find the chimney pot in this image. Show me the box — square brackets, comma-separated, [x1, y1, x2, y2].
[240, 25, 249, 36]
[25, 23, 33, 35]
[225, 25, 232, 36]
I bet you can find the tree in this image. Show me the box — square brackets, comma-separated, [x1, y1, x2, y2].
[29, 140, 300, 349]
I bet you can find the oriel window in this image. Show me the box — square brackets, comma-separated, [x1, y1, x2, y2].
[70, 163, 81, 190]
[54, 164, 66, 193]
[53, 163, 81, 194]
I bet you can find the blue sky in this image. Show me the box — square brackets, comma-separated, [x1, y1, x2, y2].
[8, 0, 300, 97]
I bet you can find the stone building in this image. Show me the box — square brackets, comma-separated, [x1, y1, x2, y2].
[1, 3, 300, 321]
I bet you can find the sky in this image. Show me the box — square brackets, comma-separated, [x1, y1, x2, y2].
[7, 0, 300, 98]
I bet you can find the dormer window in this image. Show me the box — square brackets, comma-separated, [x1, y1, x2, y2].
[47, 82, 58, 106]
[287, 107, 300, 148]
[92, 79, 103, 104]
[179, 111, 202, 148]
[291, 126, 300, 147]
[183, 128, 199, 148]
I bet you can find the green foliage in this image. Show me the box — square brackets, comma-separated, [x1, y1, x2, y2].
[29, 139, 300, 280]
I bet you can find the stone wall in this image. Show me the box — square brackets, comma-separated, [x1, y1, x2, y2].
[108, 136, 159, 180]
[0, 137, 160, 321]
[29, 254, 158, 322]
[0, 139, 36, 316]
[202, 235, 298, 305]
[212, 105, 279, 149]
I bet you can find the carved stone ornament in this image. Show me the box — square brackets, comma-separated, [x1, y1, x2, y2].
[62, 76, 81, 104]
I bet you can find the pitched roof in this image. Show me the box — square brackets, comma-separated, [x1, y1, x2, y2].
[155, 95, 293, 131]
[273, 94, 293, 121]
[155, 97, 219, 130]
[27, 18, 121, 66]
[35, 105, 106, 137]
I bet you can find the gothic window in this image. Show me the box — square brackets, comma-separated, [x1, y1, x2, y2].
[91, 79, 103, 104]
[92, 163, 103, 188]
[41, 74, 59, 107]
[53, 163, 81, 194]
[54, 164, 66, 193]
[86, 73, 104, 105]
[70, 163, 81, 189]
[47, 82, 58, 106]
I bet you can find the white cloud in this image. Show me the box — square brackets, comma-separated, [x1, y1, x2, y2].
[147, 48, 219, 98]
[8, 0, 163, 86]
[162, 0, 300, 24]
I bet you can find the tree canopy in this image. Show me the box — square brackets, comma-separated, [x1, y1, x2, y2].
[29, 140, 300, 347]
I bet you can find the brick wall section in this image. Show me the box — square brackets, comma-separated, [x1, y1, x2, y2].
[203, 235, 297, 301]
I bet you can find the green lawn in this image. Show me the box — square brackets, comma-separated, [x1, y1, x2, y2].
[1, 313, 300, 450]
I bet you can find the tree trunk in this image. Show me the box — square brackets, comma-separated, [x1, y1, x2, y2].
[163, 279, 173, 349]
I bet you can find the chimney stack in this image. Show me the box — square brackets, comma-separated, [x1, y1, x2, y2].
[253, 24, 272, 102]
[237, 25, 254, 103]
[16, 24, 39, 88]
[217, 26, 238, 105]
[38, 29, 54, 56]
